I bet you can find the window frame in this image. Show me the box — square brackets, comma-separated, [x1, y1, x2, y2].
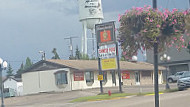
[54, 70, 68, 88]
[85, 71, 94, 85]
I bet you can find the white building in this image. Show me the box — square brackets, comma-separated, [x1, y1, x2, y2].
[22, 60, 165, 95]
[3, 76, 23, 96]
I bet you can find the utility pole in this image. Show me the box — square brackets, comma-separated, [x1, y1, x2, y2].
[153, 0, 159, 107]
[64, 37, 78, 58]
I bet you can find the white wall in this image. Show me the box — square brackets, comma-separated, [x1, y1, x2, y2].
[4, 78, 17, 93]
[71, 71, 119, 90]
[23, 69, 120, 95]
[17, 82, 23, 96]
[22, 68, 71, 95]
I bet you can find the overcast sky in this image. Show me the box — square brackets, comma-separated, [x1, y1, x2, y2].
[0, 0, 189, 72]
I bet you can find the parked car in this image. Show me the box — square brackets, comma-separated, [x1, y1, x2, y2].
[177, 71, 190, 91]
[167, 71, 185, 83]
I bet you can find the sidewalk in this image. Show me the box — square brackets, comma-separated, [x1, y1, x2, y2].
[83, 83, 178, 94]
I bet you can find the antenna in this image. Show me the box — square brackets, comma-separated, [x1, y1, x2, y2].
[64, 36, 78, 58]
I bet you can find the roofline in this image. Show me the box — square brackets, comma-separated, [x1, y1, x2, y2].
[22, 60, 79, 74]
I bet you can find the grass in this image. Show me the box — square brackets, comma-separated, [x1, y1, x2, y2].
[70, 88, 179, 103]
[70, 93, 134, 103]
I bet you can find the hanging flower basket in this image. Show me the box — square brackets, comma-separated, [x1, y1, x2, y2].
[118, 6, 189, 59]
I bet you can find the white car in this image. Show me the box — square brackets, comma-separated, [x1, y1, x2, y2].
[177, 71, 190, 91]
[167, 71, 186, 83]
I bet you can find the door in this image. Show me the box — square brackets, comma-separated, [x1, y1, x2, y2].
[135, 71, 140, 85]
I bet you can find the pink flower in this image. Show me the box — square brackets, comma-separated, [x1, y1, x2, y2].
[118, 14, 121, 22]
[148, 13, 151, 15]
[143, 29, 147, 32]
[150, 19, 153, 22]
[175, 30, 178, 32]
[122, 51, 126, 55]
[156, 24, 160, 28]
[182, 45, 184, 48]
[173, 37, 177, 41]
[189, 41, 190, 44]
[174, 19, 177, 23]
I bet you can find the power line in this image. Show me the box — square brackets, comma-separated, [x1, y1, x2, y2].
[64, 36, 78, 58]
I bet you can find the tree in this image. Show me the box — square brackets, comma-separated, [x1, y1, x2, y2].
[24, 57, 33, 70]
[52, 48, 60, 59]
[75, 46, 80, 60]
[119, 7, 188, 59]
[6, 64, 14, 77]
[16, 62, 24, 76]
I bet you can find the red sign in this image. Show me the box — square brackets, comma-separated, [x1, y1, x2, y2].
[100, 30, 111, 42]
[122, 71, 130, 79]
[74, 71, 84, 81]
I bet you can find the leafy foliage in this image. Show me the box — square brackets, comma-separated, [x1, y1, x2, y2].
[52, 48, 60, 59]
[119, 7, 189, 59]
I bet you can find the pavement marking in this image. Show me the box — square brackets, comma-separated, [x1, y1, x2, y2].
[145, 93, 164, 96]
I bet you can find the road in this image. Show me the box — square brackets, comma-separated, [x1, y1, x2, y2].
[71, 89, 190, 107]
[3, 84, 189, 107]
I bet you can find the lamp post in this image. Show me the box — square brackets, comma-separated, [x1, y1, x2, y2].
[0, 58, 7, 107]
[160, 54, 171, 90]
[39, 51, 46, 60]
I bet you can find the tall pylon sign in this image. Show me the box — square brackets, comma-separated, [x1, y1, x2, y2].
[78, 0, 104, 55]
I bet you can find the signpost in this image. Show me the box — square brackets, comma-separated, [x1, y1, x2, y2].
[98, 75, 103, 81]
[95, 21, 122, 93]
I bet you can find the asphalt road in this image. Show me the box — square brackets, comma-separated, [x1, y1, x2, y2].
[71, 89, 190, 107]
[3, 84, 188, 107]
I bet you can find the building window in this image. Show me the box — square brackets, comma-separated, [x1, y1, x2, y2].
[54, 71, 68, 87]
[85, 71, 94, 85]
[102, 71, 107, 84]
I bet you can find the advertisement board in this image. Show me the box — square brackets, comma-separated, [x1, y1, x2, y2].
[122, 71, 130, 79]
[101, 58, 117, 71]
[98, 44, 116, 59]
[95, 21, 116, 46]
[74, 71, 84, 81]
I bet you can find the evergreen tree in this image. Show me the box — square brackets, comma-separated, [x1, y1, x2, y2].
[75, 46, 80, 60]
[80, 53, 89, 60]
[24, 57, 33, 70]
[6, 63, 14, 77]
[16, 62, 24, 76]
[52, 48, 60, 59]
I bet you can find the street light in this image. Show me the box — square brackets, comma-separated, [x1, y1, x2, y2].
[0, 58, 7, 107]
[39, 51, 46, 60]
[160, 54, 170, 90]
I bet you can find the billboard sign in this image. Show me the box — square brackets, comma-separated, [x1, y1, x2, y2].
[122, 71, 130, 79]
[98, 44, 116, 59]
[74, 71, 84, 81]
[101, 58, 117, 71]
[95, 21, 116, 46]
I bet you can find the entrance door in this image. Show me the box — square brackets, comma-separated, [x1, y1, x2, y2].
[135, 71, 140, 85]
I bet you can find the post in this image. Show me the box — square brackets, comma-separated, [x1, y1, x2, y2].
[116, 43, 122, 93]
[152, 0, 159, 107]
[165, 66, 170, 89]
[97, 45, 103, 94]
[154, 43, 159, 107]
[0, 66, 4, 107]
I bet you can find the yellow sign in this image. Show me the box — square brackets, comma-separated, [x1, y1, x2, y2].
[101, 58, 117, 70]
[98, 75, 103, 80]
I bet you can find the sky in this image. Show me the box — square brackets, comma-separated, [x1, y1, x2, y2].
[0, 0, 189, 73]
